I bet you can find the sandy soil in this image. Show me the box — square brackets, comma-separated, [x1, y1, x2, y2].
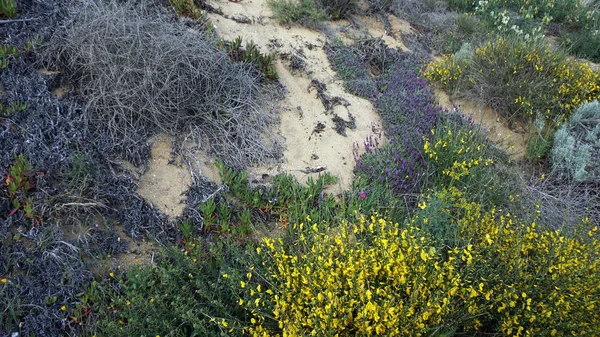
[436, 90, 528, 160]
[205, 0, 415, 195]
[115, 225, 161, 267]
[136, 135, 192, 218]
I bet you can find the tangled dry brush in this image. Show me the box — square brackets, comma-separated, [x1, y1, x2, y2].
[44, 1, 281, 169]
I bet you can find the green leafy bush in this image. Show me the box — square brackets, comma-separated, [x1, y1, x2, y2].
[268, 0, 328, 28]
[562, 28, 600, 62]
[423, 114, 516, 207]
[94, 237, 256, 336]
[424, 36, 600, 126]
[551, 101, 600, 182]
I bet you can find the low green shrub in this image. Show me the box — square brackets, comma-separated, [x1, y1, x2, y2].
[170, 0, 205, 19]
[526, 131, 554, 161]
[423, 114, 516, 207]
[94, 237, 256, 336]
[431, 14, 487, 55]
[551, 100, 600, 182]
[424, 36, 600, 127]
[0, 100, 26, 119]
[2, 154, 40, 225]
[562, 28, 600, 62]
[448, 0, 476, 12]
[0, 44, 18, 70]
[268, 0, 328, 28]
[219, 37, 278, 81]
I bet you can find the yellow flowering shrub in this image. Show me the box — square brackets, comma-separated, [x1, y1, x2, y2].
[241, 191, 600, 336]
[431, 188, 600, 336]
[424, 37, 600, 127]
[423, 55, 466, 94]
[423, 125, 494, 182]
[243, 218, 474, 336]
[422, 115, 514, 206]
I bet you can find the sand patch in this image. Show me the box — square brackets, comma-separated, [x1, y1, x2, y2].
[194, 151, 223, 184]
[208, 0, 385, 194]
[436, 90, 528, 160]
[137, 135, 192, 218]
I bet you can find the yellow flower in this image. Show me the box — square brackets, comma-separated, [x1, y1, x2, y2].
[1, 278, 7, 284]
[61, 305, 67, 311]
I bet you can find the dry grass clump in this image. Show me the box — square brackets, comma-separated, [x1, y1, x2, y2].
[520, 171, 600, 231]
[43, 1, 281, 169]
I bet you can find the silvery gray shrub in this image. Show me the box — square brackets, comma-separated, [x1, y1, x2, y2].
[551, 100, 600, 182]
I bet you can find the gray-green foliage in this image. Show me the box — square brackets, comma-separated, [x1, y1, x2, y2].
[551, 101, 600, 182]
[453, 42, 473, 62]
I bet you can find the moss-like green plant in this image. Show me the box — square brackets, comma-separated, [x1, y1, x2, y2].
[3, 154, 40, 224]
[0, 0, 17, 18]
[220, 37, 278, 81]
[0, 45, 18, 70]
